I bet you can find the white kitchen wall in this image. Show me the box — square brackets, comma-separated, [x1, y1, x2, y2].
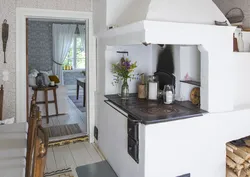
[233, 53, 250, 107]
[93, 0, 107, 35]
[144, 108, 250, 177]
[151, 44, 162, 74]
[105, 45, 152, 95]
[174, 45, 201, 101]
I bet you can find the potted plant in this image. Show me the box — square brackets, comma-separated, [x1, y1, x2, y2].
[112, 58, 137, 99]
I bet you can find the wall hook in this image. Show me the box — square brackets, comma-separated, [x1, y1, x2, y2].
[117, 51, 129, 58]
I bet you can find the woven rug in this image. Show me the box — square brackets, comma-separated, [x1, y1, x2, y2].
[68, 95, 86, 112]
[45, 124, 82, 138]
[44, 167, 74, 177]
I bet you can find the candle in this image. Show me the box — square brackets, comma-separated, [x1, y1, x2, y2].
[148, 82, 158, 100]
[50, 81, 55, 86]
[165, 91, 173, 104]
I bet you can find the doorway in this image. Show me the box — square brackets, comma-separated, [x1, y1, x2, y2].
[26, 18, 88, 142]
[16, 8, 96, 143]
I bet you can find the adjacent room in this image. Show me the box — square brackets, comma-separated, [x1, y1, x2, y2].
[27, 18, 87, 142]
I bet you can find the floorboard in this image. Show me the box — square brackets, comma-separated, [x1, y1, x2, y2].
[52, 146, 67, 169]
[68, 142, 93, 166]
[46, 143, 104, 172]
[46, 148, 57, 172]
[83, 142, 103, 163]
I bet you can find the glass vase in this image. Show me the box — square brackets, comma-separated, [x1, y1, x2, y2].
[121, 79, 129, 99]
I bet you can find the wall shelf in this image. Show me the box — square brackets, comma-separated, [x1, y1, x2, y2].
[180, 80, 201, 87]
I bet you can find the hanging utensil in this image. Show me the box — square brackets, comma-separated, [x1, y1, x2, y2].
[2, 19, 9, 64]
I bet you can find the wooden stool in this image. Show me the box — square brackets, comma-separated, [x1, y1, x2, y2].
[32, 86, 59, 124]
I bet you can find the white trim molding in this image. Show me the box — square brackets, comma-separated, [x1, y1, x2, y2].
[16, 8, 96, 143]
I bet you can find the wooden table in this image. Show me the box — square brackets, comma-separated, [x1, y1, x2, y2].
[32, 86, 59, 123]
[76, 78, 86, 107]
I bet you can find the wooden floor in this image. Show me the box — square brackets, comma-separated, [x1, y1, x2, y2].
[41, 96, 87, 136]
[45, 142, 105, 173]
[42, 92, 102, 174]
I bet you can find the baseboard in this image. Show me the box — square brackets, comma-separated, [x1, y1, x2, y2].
[92, 143, 106, 160]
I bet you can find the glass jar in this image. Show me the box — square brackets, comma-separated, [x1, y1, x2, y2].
[163, 85, 175, 104]
[121, 78, 129, 99]
[148, 75, 158, 100]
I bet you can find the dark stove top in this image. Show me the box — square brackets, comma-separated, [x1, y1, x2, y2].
[139, 106, 179, 114]
[105, 94, 206, 124]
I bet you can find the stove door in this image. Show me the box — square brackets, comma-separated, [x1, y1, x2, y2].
[128, 136, 139, 164]
[127, 116, 139, 141]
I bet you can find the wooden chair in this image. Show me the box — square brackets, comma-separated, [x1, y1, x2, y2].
[26, 95, 48, 177]
[0, 85, 3, 120]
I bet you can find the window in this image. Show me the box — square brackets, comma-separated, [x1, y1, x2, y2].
[63, 35, 85, 70]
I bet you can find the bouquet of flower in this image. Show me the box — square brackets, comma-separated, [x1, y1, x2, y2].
[112, 58, 137, 85]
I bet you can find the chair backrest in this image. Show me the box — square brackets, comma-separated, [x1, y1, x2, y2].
[26, 102, 38, 177]
[33, 125, 48, 177]
[26, 95, 48, 177]
[0, 85, 4, 120]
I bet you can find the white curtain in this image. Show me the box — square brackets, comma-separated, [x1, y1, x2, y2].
[79, 25, 86, 56]
[52, 24, 76, 84]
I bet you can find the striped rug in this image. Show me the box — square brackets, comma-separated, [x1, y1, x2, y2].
[45, 124, 82, 138]
[44, 167, 74, 177]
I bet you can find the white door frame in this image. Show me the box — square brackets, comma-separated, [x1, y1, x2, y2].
[16, 8, 96, 143]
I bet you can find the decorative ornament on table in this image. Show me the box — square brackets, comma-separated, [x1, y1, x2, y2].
[2, 19, 9, 64]
[36, 73, 47, 88]
[112, 57, 138, 99]
[190, 87, 200, 106]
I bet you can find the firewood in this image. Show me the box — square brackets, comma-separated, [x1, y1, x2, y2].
[227, 167, 238, 177]
[239, 146, 250, 154]
[245, 168, 250, 176]
[227, 146, 235, 152]
[234, 165, 244, 177]
[235, 148, 250, 160]
[236, 164, 244, 171]
[227, 143, 238, 151]
[239, 169, 247, 177]
[244, 140, 250, 147]
[227, 156, 237, 169]
[227, 143, 250, 160]
[227, 149, 245, 165]
[243, 162, 250, 170]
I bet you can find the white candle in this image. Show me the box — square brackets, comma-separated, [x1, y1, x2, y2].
[148, 82, 158, 100]
[50, 81, 55, 86]
[165, 91, 173, 104]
